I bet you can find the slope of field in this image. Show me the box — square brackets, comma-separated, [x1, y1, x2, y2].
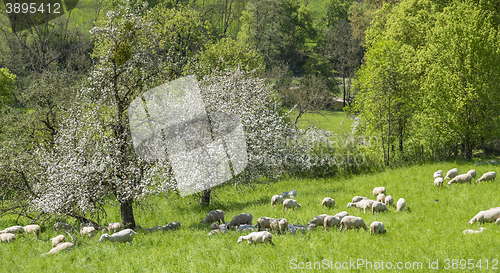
[2, 162, 500, 272]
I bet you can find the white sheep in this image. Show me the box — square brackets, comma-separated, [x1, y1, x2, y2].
[209, 222, 220, 230]
[271, 195, 284, 208]
[227, 213, 253, 228]
[51, 235, 66, 247]
[396, 198, 406, 212]
[257, 217, 275, 231]
[157, 221, 181, 231]
[283, 199, 302, 212]
[351, 196, 368, 203]
[334, 211, 349, 219]
[306, 224, 317, 231]
[434, 177, 444, 189]
[24, 224, 41, 237]
[433, 170, 443, 178]
[372, 187, 386, 196]
[463, 227, 486, 234]
[323, 215, 342, 231]
[370, 221, 386, 235]
[321, 197, 335, 208]
[0, 225, 24, 234]
[467, 169, 477, 178]
[41, 242, 74, 256]
[80, 226, 96, 238]
[308, 214, 328, 226]
[289, 190, 297, 198]
[0, 233, 16, 243]
[477, 172, 496, 183]
[444, 168, 459, 179]
[347, 199, 375, 213]
[200, 209, 226, 224]
[339, 216, 368, 232]
[106, 222, 123, 233]
[236, 225, 258, 233]
[237, 231, 274, 246]
[371, 201, 389, 214]
[384, 195, 394, 207]
[53, 222, 75, 233]
[99, 229, 138, 243]
[447, 173, 472, 185]
[469, 208, 500, 224]
[270, 218, 288, 234]
[376, 193, 386, 203]
[208, 228, 229, 236]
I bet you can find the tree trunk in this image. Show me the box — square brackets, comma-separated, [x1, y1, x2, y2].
[200, 188, 211, 208]
[464, 137, 471, 160]
[120, 199, 136, 229]
[343, 76, 346, 108]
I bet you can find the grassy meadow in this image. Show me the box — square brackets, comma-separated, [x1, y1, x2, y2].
[2, 160, 500, 272]
[292, 110, 354, 134]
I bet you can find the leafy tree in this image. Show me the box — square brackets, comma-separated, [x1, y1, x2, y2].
[0, 68, 15, 107]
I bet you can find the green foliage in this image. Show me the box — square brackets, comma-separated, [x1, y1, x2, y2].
[0, 68, 16, 107]
[324, 0, 352, 27]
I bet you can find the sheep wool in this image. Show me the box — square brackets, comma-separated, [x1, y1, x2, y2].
[321, 197, 335, 208]
[477, 172, 496, 183]
[80, 226, 96, 238]
[384, 196, 394, 207]
[469, 208, 500, 224]
[351, 196, 368, 203]
[201, 209, 226, 224]
[271, 195, 284, 208]
[370, 221, 386, 235]
[467, 170, 477, 178]
[396, 198, 406, 212]
[447, 173, 472, 185]
[339, 216, 368, 232]
[257, 217, 275, 231]
[376, 193, 386, 203]
[0, 225, 24, 234]
[237, 231, 274, 246]
[51, 235, 66, 247]
[99, 229, 138, 243]
[444, 168, 459, 180]
[433, 170, 443, 179]
[24, 225, 41, 237]
[227, 213, 253, 229]
[372, 187, 386, 196]
[434, 177, 444, 189]
[282, 199, 302, 212]
[463, 227, 486, 234]
[0, 233, 16, 243]
[371, 202, 389, 214]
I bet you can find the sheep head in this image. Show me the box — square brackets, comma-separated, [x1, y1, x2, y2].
[99, 234, 110, 242]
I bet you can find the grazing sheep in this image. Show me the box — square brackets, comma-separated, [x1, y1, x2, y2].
[444, 168, 459, 180]
[289, 190, 297, 198]
[53, 222, 75, 233]
[271, 195, 284, 208]
[469, 208, 500, 224]
[351, 196, 368, 203]
[463, 227, 486, 234]
[334, 211, 349, 219]
[158, 221, 181, 231]
[434, 177, 444, 189]
[24, 225, 41, 237]
[384, 196, 394, 207]
[209, 222, 219, 230]
[106, 222, 123, 233]
[288, 224, 306, 235]
[447, 173, 472, 185]
[0, 225, 24, 234]
[376, 194, 386, 203]
[237, 231, 274, 246]
[477, 172, 496, 183]
[280, 191, 289, 198]
[306, 224, 317, 231]
[208, 228, 229, 236]
[370, 221, 386, 235]
[372, 187, 386, 196]
[283, 199, 302, 212]
[347, 199, 375, 213]
[308, 214, 328, 226]
[396, 198, 406, 212]
[321, 197, 335, 208]
[237, 225, 258, 233]
[51, 235, 66, 247]
[371, 201, 389, 214]
[80, 226, 96, 238]
[41, 232, 76, 256]
[139, 221, 182, 232]
[433, 170, 443, 178]
[257, 217, 275, 231]
[200, 209, 226, 224]
[467, 169, 477, 178]
[270, 218, 288, 234]
[323, 215, 342, 231]
[227, 213, 253, 229]
[0, 233, 16, 243]
[339, 216, 368, 232]
[99, 229, 138, 243]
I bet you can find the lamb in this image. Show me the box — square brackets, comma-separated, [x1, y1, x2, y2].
[372, 187, 386, 196]
[209, 222, 220, 230]
[208, 228, 229, 236]
[99, 229, 138, 243]
[283, 199, 302, 212]
[433, 170, 443, 178]
[236, 225, 258, 233]
[469, 208, 500, 224]
[24, 224, 41, 237]
[477, 172, 496, 183]
[237, 231, 274, 246]
[323, 215, 342, 231]
[384, 195, 394, 207]
[271, 195, 284, 208]
[270, 218, 288, 234]
[308, 214, 328, 226]
[339, 216, 368, 232]
[200, 209, 226, 224]
[434, 177, 444, 189]
[80, 226, 96, 238]
[447, 173, 472, 185]
[289, 190, 297, 198]
[351, 196, 368, 203]
[41, 232, 76, 256]
[227, 213, 252, 229]
[376, 193, 386, 203]
[51, 235, 66, 247]
[467, 169, 477, 178]
[321, 197, 335, 208]
[0, 233, 16, 243]
[396, 198, 406, 212]
[257, 217, 275, 231]
[159, 221, 181, 231]
[463, 227, 486, 234]
[371, 201, 389, 214]
[0, 225, 24, 234]
[106, 222, 123, 233]
[370, 221, 386, 235]
[444, 168, 459, 179]
[53, 222, 75, 233]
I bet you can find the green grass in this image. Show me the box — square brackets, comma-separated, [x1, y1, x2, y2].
[2, 162, 500, 272]
[291, 110, 354, 134]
